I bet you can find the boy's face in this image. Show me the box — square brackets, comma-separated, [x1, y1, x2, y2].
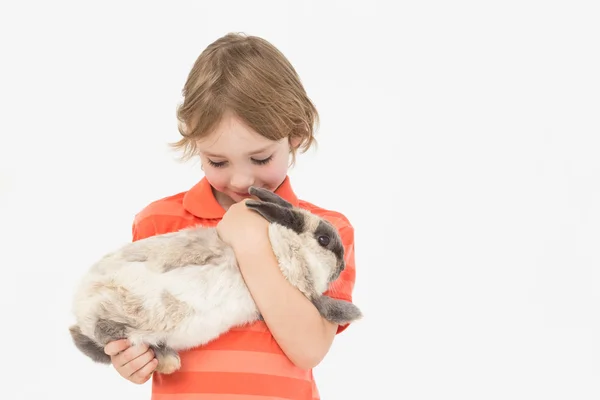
[196, 112, 293, 208]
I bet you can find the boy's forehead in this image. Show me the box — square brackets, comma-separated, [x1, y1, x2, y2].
[197, 117, 283, 157]
[198, 133, 278, 157]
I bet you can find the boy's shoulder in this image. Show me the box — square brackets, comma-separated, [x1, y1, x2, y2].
[131, 190, 206, 240]
[133, 191, 189, 224]
[132, 190, 207, 239]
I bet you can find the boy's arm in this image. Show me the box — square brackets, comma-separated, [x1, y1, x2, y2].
[233, 222, 357, 370]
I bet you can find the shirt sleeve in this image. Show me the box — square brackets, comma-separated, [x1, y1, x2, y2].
[131, 215, 159, 242]
[322, 221, 357, 334]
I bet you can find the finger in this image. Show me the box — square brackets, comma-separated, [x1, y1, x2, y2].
[104, 339, 130, 356]
[130, 358, 159, 384]
[114, 343, 149, 368]
[123, 348, 156, 378]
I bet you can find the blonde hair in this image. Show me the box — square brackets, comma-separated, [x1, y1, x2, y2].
[171, 32, 319, 164]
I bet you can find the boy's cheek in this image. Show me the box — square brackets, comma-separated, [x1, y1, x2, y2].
[204, 170, 229, 191]
[259, 163, 289, 187]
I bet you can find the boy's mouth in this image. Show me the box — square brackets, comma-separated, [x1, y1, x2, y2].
[231, 186, 272, 199]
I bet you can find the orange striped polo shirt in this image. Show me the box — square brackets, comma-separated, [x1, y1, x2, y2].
[131, 176, 357, 400]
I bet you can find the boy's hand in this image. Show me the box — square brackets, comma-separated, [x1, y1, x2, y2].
[216, 198, 269, 249]
[104, 339, 158, 384]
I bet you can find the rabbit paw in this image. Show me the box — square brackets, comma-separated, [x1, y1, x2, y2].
[312, 295, 363, 325]
[153, 346, 181, 374]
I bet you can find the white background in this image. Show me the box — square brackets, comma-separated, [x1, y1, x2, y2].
[1, 1, 599, 399]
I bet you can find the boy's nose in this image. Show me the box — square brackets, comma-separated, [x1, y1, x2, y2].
[230, 173, 255, 191]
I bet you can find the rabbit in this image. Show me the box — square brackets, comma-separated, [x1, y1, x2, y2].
[68, 186, 362, 374]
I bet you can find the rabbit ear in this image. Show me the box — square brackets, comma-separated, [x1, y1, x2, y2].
[248, 186, 293, 208]
[245, 200, 305, 234]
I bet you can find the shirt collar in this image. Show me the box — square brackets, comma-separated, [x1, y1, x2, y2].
[182, 175, 299, 219]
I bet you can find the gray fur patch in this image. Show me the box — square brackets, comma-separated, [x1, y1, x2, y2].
[312, 295, 362, 325]
[162, 237, 221, 272]
[69, 324, 111, 364]
[162, 255, 215, 272]
[94, 319, 129, 345]
[161, 290, 193, 325]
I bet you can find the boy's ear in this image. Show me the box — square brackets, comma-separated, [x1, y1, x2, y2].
[289, 135, 302, 151]
[245, 201, 305, 234]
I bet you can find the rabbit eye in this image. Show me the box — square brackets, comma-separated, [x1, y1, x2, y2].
[318, 235, 330, 246]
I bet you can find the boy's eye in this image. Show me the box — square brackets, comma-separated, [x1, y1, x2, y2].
[207, 159, 227, 168]
[252, 155, 273, 165]
[206, 155, 272, 168]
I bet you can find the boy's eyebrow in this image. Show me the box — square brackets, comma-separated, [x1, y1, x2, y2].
[204, 143, 276, 158]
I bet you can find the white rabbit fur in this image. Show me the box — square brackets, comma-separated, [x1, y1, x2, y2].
[69, 186, 362, 374]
